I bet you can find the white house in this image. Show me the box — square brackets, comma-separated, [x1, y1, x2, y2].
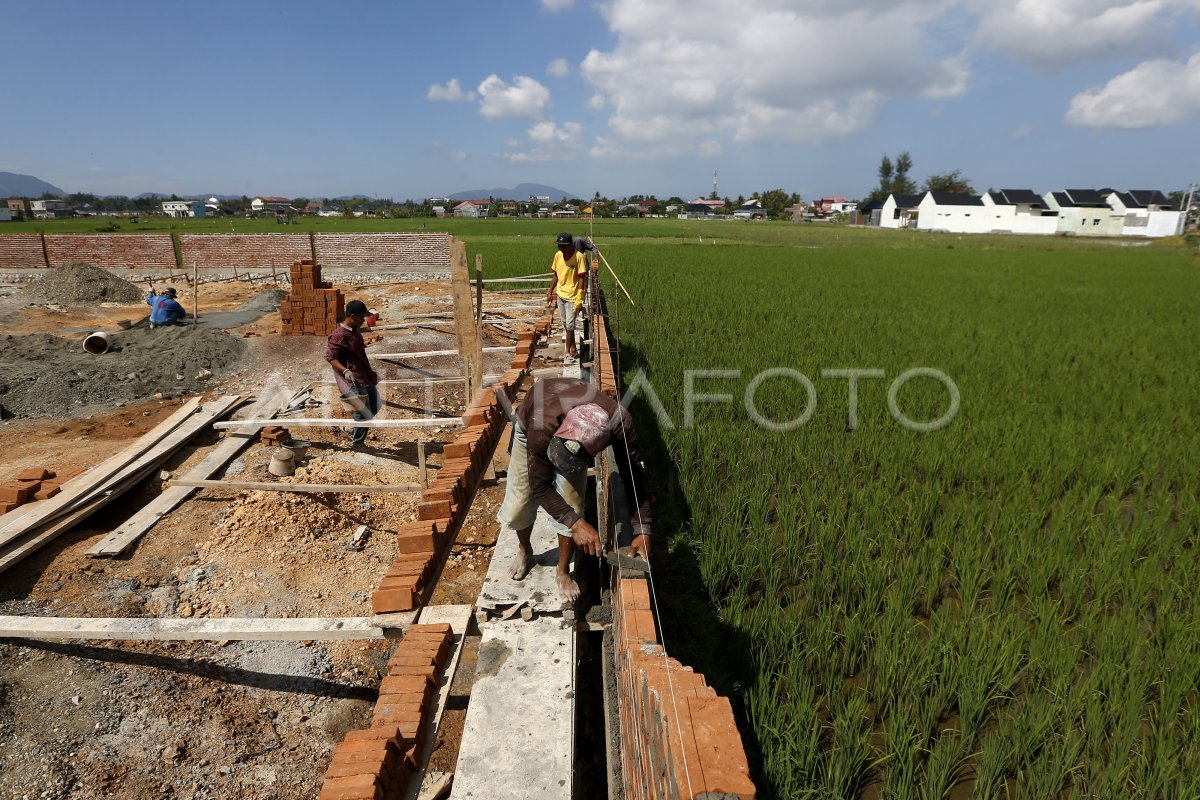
[162, 200, 205, 218]
[1044, 189, 1123, 236]
[982, 189, 1058, 235]
[879, 194, 923, 229]
[1106, 190, 1182, 237]
[916, 192, 1008, 233]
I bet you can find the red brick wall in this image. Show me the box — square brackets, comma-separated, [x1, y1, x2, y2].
[44, 234, 175, 270]
[315, 233, 451, 272]
[0, 234, 46, 269]
[177, 234, 311, 270]
[595, 306, 757, 799]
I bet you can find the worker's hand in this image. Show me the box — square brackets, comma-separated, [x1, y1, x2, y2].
[570, 518, 601, 556]
[342, 368, 353, 381]
[629, 532, 651, 561]
[545, 293, 555, 309]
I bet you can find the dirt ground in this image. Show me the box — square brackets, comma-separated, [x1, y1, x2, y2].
[0, 272, 550, 800]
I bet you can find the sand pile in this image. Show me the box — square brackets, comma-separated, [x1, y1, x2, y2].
[23, 261, 145, 304]
[0, 327, 246, 417]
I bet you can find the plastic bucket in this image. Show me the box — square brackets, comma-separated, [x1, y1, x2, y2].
[83, 332, 111, 355]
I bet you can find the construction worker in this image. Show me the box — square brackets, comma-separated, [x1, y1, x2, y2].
[324, 299, 380, 449]
[146, 286, 187, 328]
[545, 232, 595, 365]
[498, 377, 651, 601]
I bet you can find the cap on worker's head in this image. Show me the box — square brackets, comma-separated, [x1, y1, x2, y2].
[547, 403, 611, 475]
[163, 286, 177, 297]
[556, 232, 573, 245]
[345, 299, 369, 316]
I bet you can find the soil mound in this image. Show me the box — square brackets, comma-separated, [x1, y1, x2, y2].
[236, 288, 287, 313]
[23, 262, 145, 304]
[0, 327, 246, 418]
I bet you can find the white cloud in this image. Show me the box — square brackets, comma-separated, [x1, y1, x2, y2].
[449, 151, 468, 161]
[504, 137, 521, 147]
[541, 0, 574, 10]
[427, 78, 476, 102]
[477, 74, 551, 119]
[1066, 52, 1200, 127]
[547, 58, 570, 78]
[587, 94, 605, 110]
[579, 0, 968, 155]
[504, 121, 584, 162]
[971, 0, 1195, 69]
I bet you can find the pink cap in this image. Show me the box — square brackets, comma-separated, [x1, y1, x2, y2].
[552, 403, 611, 455]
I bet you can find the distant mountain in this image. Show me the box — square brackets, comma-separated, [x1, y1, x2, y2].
[449, 182, 577, 202]
[0, 172, 65, 198]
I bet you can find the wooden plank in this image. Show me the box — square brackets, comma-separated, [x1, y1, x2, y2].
[0, 614, 417, 641]
[403, 604, 474, 800]
[373, 346, 515, 359]
[0, 399, 205, 547]
[212, 417, 464, 430]
[166, 479, 424, 493]
[0, 398, 243, 572]
[86, 391, 291, 557]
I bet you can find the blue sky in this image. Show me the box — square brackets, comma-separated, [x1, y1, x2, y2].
[4, 0, 1199, 202]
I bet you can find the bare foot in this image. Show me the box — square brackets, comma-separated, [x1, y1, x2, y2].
[510, 548, 534, 581]
[556, 572, 581, 602]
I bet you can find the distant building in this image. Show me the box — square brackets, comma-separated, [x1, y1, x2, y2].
[304, 201, 323, 215]
[30, 199, 68, 219]
[6, 198, 31, 219]
[162, 200, 206, 218]
[453, 200, 491, 218]
[1043, 189, 1123, 236]
[251, 196, 292, 214]
[879, 194, 923, 229]
[733, 199, 766, 220]
[1107, 190, 1182, 237]
[0, 208, 12, 222]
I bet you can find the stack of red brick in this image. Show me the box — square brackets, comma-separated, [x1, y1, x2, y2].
[280, 259, 345, 336]
[317, 623, 455, 800]
[0, 468, 83, 515]
[370, 308, 555, 615]
[260, 425, 291, 446]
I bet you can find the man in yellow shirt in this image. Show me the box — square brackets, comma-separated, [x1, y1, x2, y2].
[545, 232, 594, 364]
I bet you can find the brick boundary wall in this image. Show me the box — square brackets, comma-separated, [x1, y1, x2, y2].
[177, 234, 312, 271]
[0, 233, 454, 278]
[0, 234, 48, 270]
[314, 233, 452, 273]
[593, 309, 758, 799]
[44, 234, 176, 270]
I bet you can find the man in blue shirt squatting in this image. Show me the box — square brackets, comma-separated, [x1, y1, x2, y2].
[146, 286, 188, 328]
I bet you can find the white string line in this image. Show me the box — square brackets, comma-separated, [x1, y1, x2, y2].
[606, 296, 697, 800]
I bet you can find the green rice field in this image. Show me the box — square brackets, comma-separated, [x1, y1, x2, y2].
[581, 223, 1200, 798]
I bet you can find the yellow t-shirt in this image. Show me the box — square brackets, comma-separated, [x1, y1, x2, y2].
[552, 250, 587, 307]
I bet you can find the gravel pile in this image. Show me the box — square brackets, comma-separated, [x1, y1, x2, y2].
[23, 262, 145, 304]
[0, 327, 246, 418]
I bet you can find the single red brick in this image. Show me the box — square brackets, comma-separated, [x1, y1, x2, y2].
[317, 773, 384, 800]
[372, 588, 416, 614]
[17, 468, 52, 481]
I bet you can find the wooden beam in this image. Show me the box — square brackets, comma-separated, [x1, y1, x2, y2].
[0, 399, 205, 544]
[0, 614, 417, 641]
[373, 346, 514, 360]
[212, 417, 463, 430]
[451, 239, 483, 406]
[86, 391, 292, 558]
[168, 478, 424, 493]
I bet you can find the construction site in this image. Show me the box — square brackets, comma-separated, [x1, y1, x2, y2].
[0, 232, 755, 800]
